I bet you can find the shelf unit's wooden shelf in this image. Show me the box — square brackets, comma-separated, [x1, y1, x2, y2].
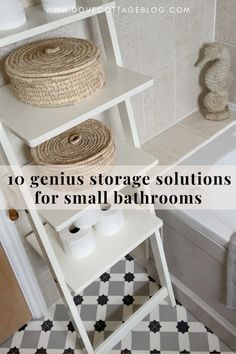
[0, 64, 153, 147]
[27, 206, 163, 294]
[0, 0, 115, 48]
[39, 137, 159, 231]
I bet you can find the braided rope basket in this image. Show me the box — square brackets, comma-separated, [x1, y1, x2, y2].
[5, 38, 105, 107]
[31, 119, 116, 189]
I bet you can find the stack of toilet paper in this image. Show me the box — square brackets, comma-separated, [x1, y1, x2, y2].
[59, 205, 124, 259]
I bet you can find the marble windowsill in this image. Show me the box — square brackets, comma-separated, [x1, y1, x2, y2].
[143, 110, 236, 168]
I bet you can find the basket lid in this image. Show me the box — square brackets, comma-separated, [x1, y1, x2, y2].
[31, 119, 114, 166]
[5, 38, 101, 78]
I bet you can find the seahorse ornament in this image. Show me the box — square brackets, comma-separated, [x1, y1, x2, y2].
[198, 43, 233, 121]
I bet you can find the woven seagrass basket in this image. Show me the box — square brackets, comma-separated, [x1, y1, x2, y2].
[5, 38, 105, 108]
[31, 119, 116, 190]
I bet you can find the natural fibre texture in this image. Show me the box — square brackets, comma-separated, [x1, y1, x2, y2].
[5, 37, 105, 107]
[31, 119, 116, 188]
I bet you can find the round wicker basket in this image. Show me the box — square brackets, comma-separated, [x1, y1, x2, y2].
[31, 119, 116, 189]
[5, 38, 105, 108]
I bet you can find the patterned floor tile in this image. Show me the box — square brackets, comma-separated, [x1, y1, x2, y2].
[0, 256, 234, 354]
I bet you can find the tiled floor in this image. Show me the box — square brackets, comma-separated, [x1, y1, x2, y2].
[0, 255, 234, 354]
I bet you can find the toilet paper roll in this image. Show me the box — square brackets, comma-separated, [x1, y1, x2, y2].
[59, 226, 96, 259]
[73, 209, 101, 229]
[94, 206, 124, 236]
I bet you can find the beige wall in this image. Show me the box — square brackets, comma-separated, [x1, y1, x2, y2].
[215, 0, 236, 103]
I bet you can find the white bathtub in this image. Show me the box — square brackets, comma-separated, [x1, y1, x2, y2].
[175, 122, 236, 248]
[158, 122, 236, 351]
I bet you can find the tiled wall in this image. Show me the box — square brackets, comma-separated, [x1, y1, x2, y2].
[215, 0, 236, 103]
[115, 0, 216, 142]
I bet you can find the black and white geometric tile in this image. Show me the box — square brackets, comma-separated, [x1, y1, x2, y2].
[0, 255, 234, 354]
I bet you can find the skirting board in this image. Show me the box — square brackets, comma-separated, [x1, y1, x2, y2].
[147, 259, 236, 352]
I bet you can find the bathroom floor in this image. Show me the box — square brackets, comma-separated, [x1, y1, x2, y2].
[0, 255, 234, 354]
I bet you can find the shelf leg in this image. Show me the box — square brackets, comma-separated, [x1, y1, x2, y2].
[97, 12, 175, 304]
[97, 11, 141, 148]
[95, 287, 168, 354]
[97, 10, 154, 262]
[150, 228, 176, 307]
[0, 123, 95, 354]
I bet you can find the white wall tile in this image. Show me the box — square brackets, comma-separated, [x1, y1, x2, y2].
[215, 0, 236, 103]
[118, 27, 140, 72]
[175, 49, 202, 120]
[174, 1, 205, 57]
[145, 64, 175, 139]
[203, 0, 216, 43]
[136, 0, 174, 24]
[225, 44, 236, 103]
[113, 0, 138, 35]
[131, 94, 147, 144]
[215, 0, 236, 45]
[139, 15, 174, 74]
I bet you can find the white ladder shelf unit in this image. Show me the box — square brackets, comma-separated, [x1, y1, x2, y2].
[0, 2, 175, 353]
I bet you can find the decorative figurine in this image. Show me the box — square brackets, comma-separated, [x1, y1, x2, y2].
[198, 43, 233, 121]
